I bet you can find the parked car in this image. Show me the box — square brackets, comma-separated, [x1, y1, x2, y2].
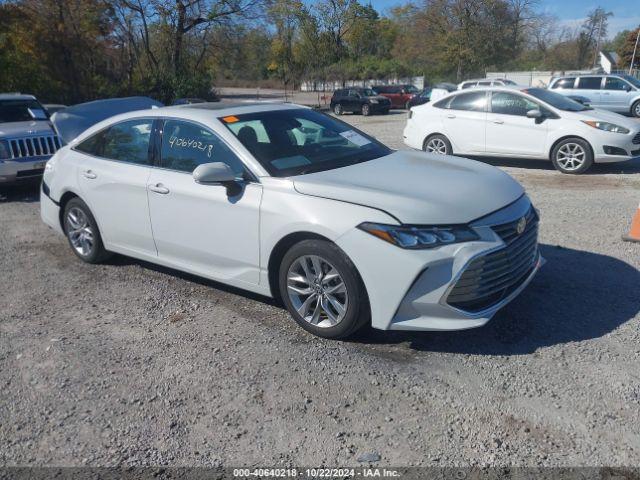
[0, 93, 63, 184]
[458, 78, 519, 90]
[41, 102, 541, 339]
[404, 87, 640, 174]
[548, 74, 640, 117]
[330, 88, 390, 116]
[407, 88, 432, 108]
[44, 104, 67, 115]
[429, 83, 458, 103]
[372, 84, 421, 109]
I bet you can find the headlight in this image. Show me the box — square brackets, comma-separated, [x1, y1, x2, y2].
[358, 222, 479, 249]
[581, 120, 630, 134]
[0, 140, 11, 160]
[369, 99, 378, 104]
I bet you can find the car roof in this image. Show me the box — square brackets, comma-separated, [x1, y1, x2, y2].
[0, 93, 37, 100]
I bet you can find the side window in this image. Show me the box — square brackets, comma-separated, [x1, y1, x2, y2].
[348, 89, 359, 97]
[461, 82, 475, 89]
[604, 77, 630, 91]
[448, 92, 487, 112]
[75, 119, 153, 165]
[577, 77, 602, 90]
[161, 120, 246, 176]
[552, 78, 576, 89]
[478, 81, 492, 86]
[491, 92, 540, 116]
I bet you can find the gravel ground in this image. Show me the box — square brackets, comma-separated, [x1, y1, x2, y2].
[1, 111, 640, 468]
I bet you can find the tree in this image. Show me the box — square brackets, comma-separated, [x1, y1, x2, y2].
[576, 7, 613, 68]
[617, 27, 640, 70]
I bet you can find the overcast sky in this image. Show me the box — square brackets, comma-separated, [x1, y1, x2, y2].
[366, 0, 640, 37]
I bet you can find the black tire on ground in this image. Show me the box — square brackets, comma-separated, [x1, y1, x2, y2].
[632, 100, 640, 118]
[333, 103, 343, 115]
[550, 137, 593, 174]
[361, 104, 371, 116]
[422, 133, 452, 155]
[279, 239, 370, 339]
[63, 197, 111, 263]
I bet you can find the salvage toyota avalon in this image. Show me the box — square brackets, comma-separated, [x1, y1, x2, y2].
[41, 102, 542, 339]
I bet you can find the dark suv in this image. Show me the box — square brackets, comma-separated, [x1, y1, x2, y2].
[372, 84, 420, 109]
[330, 88, 391, 116]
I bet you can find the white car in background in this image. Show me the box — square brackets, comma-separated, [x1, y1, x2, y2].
[404, 87, 640, 174]
[41, 102, 542, 339]
[458, 78, 519, 90]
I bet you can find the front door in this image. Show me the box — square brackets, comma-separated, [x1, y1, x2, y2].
[146, 119, 262, 286]
[75, 118, 156, 256]
[485, 91, 548, 157]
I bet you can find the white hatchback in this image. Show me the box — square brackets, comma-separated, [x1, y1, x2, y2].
[41, 102, 542, 339]
[403, 87, 640, 174]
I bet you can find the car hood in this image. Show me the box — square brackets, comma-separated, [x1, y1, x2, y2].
[566, 108, 639, 129]
[292, 150, 525, 224]
[0, 121, 56, 138]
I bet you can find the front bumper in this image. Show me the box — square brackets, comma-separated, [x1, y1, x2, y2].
[0, 156, 50, 183]
[336, 195, 542, 331]
[369, 102, 391, 113]
[592, 129, 640, 163]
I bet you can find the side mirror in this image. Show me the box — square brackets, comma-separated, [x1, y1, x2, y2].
[526, 109, 543, 119]
[193, 162, 236, 184]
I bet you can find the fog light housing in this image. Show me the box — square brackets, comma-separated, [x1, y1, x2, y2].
[603, 146, 628, 156]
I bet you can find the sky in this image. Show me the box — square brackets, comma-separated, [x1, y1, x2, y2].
[366, 0, 640, 38]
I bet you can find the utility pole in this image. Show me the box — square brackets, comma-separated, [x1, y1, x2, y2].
[631, 28, 640, 75]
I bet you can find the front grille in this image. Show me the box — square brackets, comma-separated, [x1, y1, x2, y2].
[633, 132, 640, 145]
[447, 208, 539, 313]
[16, 168, 45, 178]
[8, 135, 61, 159]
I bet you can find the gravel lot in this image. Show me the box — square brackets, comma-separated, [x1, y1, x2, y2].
[1, 110, 640, 468]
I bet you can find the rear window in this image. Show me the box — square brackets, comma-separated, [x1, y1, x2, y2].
[577, 77, 602, 90]
[551, 78, 576, 89]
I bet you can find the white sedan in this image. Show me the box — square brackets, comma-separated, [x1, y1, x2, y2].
[41, 103, 542, 339]
[403, 87, 640, 174]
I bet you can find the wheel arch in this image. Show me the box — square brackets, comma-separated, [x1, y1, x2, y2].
[58, 190, 81, 230]
[548, 135, 594, 161]
[422, 132, 451, 151]
[267, 231, 332, 303]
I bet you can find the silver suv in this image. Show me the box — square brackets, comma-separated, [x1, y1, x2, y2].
[549, 74, 640, 117]
[0, 94, 63, 184]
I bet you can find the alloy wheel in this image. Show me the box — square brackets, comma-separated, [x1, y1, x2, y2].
[634, 102, 640, 117]
[426, 138, 448, 154]
[334, 104, 342, 115]
[286, 255, 348, 328]
[556, 143, 586, 171]
[66, 207, 95, 256]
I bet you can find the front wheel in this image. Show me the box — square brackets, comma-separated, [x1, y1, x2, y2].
[63, 197, 111, 263]
[361, 104, 371, 116]
[551, 138, 593, 174]
[279, 240, 370, 339]
[423, 134, 452, 155]
[632, 100, 640, 118]
[333, 103, 343, 115]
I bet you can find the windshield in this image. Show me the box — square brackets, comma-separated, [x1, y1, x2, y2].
[620, 75, 640, 89]
[405, 85, 420, 93]
[362, 89, 377, 97]
[503, 79, 517, 85]
[523, 88, 590, 112]
[0, 99, 48, 123]
[221, 108, 392, 177]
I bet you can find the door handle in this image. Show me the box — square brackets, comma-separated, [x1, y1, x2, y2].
[602, 92, 610, 95]
[446, 114, 456, 119]
[148, 183, 170, 194]
[82, 170, 97, 179]
[492, 119, 504, 124]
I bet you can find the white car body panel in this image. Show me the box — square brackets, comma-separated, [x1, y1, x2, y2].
[404, 87, 640, 164]
[41, 102, 542, 333]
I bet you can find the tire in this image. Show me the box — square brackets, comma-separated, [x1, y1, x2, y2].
[632, 100, 640, 118]
[551, 138, 593, 174]
[333, 103, 343, 115]
[63, 197, 111, 263]
[361, 104, 371, 116]
[279, 240, 370, 339]
[423, 134, 452, 155]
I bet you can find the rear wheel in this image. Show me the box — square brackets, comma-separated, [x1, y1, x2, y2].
[551, 138, 593, 174]
[333, 103, 343, 115]
[361, 104, 371, 116]
[63, 198, 111, 263]
[279, 240, 369, 339]
[632, 100, 640, 118]
[423, 134, 452, 155]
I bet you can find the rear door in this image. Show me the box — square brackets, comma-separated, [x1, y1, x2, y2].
[146, 118, 262, 285]
[74, 118, 156, 256]
[575, 76, 603, 107]
[485, 91, 548, 157]
[441, 91, 488, 154]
